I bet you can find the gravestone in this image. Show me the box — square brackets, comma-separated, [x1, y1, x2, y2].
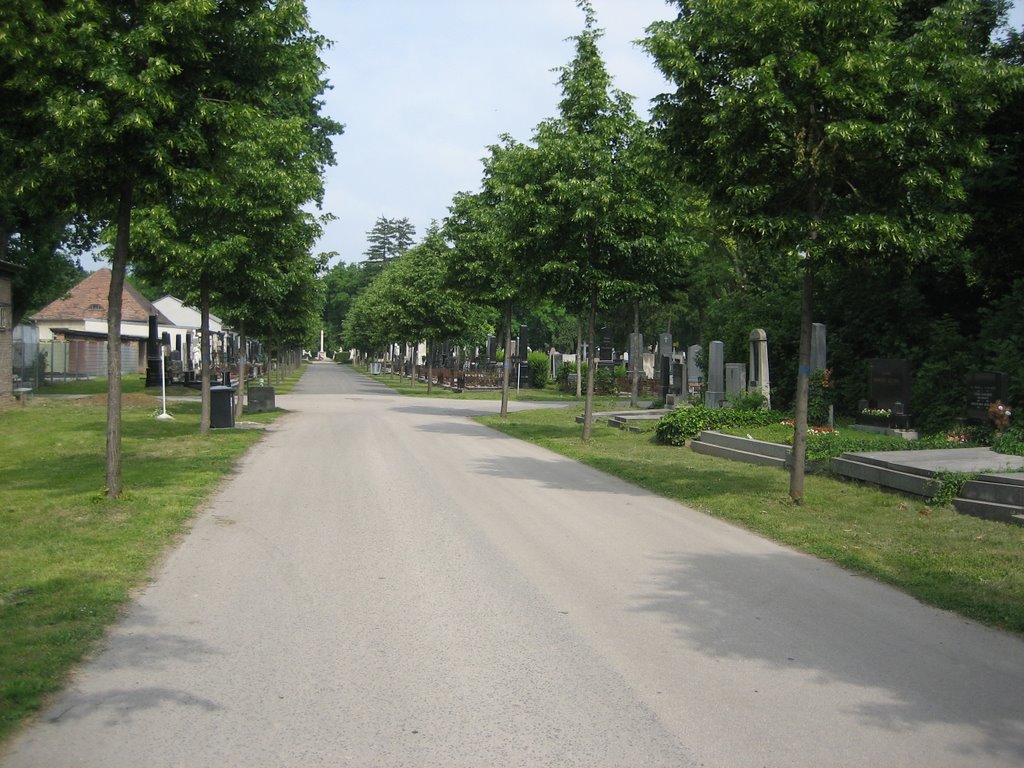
[704, 341, 725, 409]
[628, 332, 643, 374]
[550, 352, 563, 381]
[811, 323, 827, 372]
[748, 329, 771, 409]
[866, 359, 912, 428]
[657, 332, 672, 399]
[687, 344, 703, 397]
[486, 334, 497, 363]
[518, 325, 528, 361]
[725, 363, 747, 404]
[599, 326, 614, 367]
[247, 385, 276, 413]
[965, 371, 1009, 422]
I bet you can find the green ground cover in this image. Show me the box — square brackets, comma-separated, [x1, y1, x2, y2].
[0, 382, 289, 741]
[477, 406, 1024, 635]
[358, 364, 625, 407]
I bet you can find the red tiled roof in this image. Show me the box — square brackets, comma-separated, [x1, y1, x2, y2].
[31, 268, 171, 324]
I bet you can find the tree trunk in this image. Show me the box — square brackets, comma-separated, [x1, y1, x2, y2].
[575, 318, 583, 399]
[789, 256, 814, 503]
[105, 179, 133, 498]
[500, 300, 512, 417]
[234, 320, 247, 422]
[426, 340, 433, 395]
[582, 290, 597, 442]
[630, 300, 640, 407]
[199, 278, 212, 435]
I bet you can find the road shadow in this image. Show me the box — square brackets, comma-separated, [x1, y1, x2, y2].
[39, 604, 225, 725]
[469, 453, 650, 498]
[630, 549, 1024, 763]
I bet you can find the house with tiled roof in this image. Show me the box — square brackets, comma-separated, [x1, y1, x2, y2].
[30, 268, 173, 376]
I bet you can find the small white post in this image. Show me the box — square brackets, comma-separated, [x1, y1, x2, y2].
[156, 350, 174, 421]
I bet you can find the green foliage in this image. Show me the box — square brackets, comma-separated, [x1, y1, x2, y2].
[655, 405, 779, 446]
[363, 216, 416, 267]
[526, 350, 550, 388]
[556, 361, 577, 391]
[728, 391, 768, 412]
[807, 369, 833, 427]
[555, 361, 617, 395]
[928, 472, 978, 506]
[992, 424, 1024, 456]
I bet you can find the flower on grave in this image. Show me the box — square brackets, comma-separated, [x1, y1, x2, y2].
[861, 408, 892, 418]
[946, 428, 969, 444]
[988, 400, 1012, 431]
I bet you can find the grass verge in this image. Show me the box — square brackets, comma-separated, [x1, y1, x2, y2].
[354, 365, 629, 407]
[478, 407, 1024, 635]
[0, 391, 286, 741]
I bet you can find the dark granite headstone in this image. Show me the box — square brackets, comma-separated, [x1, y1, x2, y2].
[966, 371, 1009, 422]
[866, 359, 912, 427]
[247, 386, 276, 413]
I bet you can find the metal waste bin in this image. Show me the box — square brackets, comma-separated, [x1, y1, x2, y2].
[210, 385, 235, 428]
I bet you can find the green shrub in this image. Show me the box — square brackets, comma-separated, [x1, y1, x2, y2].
[992, 423, 1024, 456]
[655, 405, 779, 446]
[527, 351, 550, 388]
[728, 391, 767, 411]
[555, 361, 616, 394]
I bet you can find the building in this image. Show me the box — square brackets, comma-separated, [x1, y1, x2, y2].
[29, 268, 172, 379]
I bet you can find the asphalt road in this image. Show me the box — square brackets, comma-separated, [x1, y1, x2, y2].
[4, 362, 1024, 767]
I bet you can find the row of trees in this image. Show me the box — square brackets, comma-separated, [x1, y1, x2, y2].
[332, 0, 1020, 502]
[3, 1, 342, 496]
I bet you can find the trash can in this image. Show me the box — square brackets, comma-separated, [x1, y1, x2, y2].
[210, 385, 235, 428]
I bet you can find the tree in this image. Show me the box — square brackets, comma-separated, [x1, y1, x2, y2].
[363, 216, 416, 268]
[322, 261, 375, 352]
[130, 0, 340, 431]
[445, 137, 546, 416]
[15, 1, 245, 496]
[645, 0, 1016, 501]
[346, 225, 492, 392]
[530, 1, 688, 440]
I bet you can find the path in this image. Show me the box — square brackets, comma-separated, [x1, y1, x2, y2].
[3, 363, 1023, 767]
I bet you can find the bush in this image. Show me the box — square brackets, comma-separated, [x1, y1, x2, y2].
[655, 405, 779, 446]
[555, 361, 616, 394]
[992, 423, 1024, 456]
[728, 391, 767, 411]
[527, 351, 550, 388]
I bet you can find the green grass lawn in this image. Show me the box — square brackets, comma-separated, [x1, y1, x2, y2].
[0, 386, 288, 741]
[478, 407, 1024, 635]
[354, 364, 632, 408]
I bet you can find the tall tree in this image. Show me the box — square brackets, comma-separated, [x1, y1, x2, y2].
[17, 0, 234, 496]
[362, 216, 416, 268]
[445, 137, 546, 416]
[130, 0, 340, 432]
[645, 0, 1016, 501]
[531, 1, 688, 440]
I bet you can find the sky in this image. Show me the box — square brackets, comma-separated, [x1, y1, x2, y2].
[306, 0, 680, 266]
[306, 0, 1024, 268]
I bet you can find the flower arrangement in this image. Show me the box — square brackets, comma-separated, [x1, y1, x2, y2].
[989, 400, 1013, 431]
[861, 408, 892, 418]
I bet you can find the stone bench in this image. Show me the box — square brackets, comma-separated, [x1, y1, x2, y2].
[13, 387, 32, 404]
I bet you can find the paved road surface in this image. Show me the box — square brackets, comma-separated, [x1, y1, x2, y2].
[3, 363, 1023, 767]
